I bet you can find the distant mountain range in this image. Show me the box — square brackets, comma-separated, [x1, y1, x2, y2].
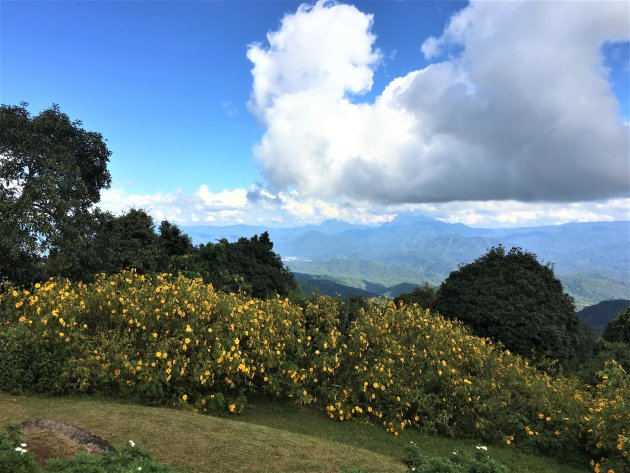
[183, 216, 630, 309]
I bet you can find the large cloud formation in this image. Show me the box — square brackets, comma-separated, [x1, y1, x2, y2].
[247, 0, 629, 204]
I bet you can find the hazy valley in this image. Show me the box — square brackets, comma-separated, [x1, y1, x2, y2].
[184, 217, 630, 309]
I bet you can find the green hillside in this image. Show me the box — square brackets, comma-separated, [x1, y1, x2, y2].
[295, 274, 380, 298]
[577, 299, 630, 335]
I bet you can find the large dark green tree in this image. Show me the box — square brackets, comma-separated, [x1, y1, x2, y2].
[96, 209, 161, 274]
[0, 103, 111, 284]
[44, 208, 112, 281]
[159, 220, 193, 259]
[432, 246, 591, 363]
[195, 232, 297, 298]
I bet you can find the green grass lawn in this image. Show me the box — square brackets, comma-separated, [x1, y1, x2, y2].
[0, 392, 588, 473]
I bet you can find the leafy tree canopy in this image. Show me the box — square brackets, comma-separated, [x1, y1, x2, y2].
[603, 306, 630, 344]
[432, 246, 592, 363]
[0, 103, 111, 284]
[98, 209, 162, 274]
[159, 220, 193, 258]
[194, 232, 297, 298]
[394, 282, 436, 309]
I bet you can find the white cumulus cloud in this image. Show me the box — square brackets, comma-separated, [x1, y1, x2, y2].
[99, 185, 630, 229]
[98, 185, 392, 227]
[247, 0, 630, 204]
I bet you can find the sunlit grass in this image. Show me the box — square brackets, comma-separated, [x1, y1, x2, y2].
[0, 393, 588, 473]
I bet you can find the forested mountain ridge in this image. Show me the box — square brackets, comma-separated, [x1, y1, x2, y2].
[578, 299, 630, 335]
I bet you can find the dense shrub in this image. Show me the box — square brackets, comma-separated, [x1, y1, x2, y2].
[403, 441, 509, 473]
[394, 283, 436, 309]
[0, 271, 628, 471]
[575, 339, 630, 385]
[0, 431, 38, 473]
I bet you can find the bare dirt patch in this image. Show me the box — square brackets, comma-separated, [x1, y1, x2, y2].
[20, 419, 115, 465]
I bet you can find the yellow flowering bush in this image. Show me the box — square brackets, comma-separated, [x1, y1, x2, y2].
[0, 271, 627, 471]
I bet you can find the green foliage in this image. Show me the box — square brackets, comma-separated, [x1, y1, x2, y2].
[0, 431, 176, 473]
[603, 307, 630, 344]
[432, 246, 592, 364]
[6, 421, 22, 440]
[45, 442, 176, 472]
[394, 283, 436, 309]
[583, 360, 630, 473]
[96, 208, 161, 274]
[192, 232, 297, 298]
[158, 220, 193, 260]
[403, 440, 429, 468]
[574, 338, 630, 385]
[0, 432, 39, 473]
[0, 103, 111, 286]
[0, 323, 68, 394]
[403, 442, 509, 473]
[45, 209, 196, 282]
[43, 210, 110, 281]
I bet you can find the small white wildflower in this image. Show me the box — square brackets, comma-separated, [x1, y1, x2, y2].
[476, 445, 488, 451]
[20, 443, 27, 447]
[452, 451, 458, 455]
[14, 447, 27, 454]
[128, 440, 136, 448]
[137, 467, 142, 471]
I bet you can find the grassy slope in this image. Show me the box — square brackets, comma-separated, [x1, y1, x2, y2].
[0, 393, 588, 473]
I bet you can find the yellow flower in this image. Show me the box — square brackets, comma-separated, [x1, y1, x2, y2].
[186, 325, 193, 333]
[182, 394, 188, 401]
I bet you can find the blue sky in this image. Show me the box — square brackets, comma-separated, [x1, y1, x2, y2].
[2, 0, 629, 227]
